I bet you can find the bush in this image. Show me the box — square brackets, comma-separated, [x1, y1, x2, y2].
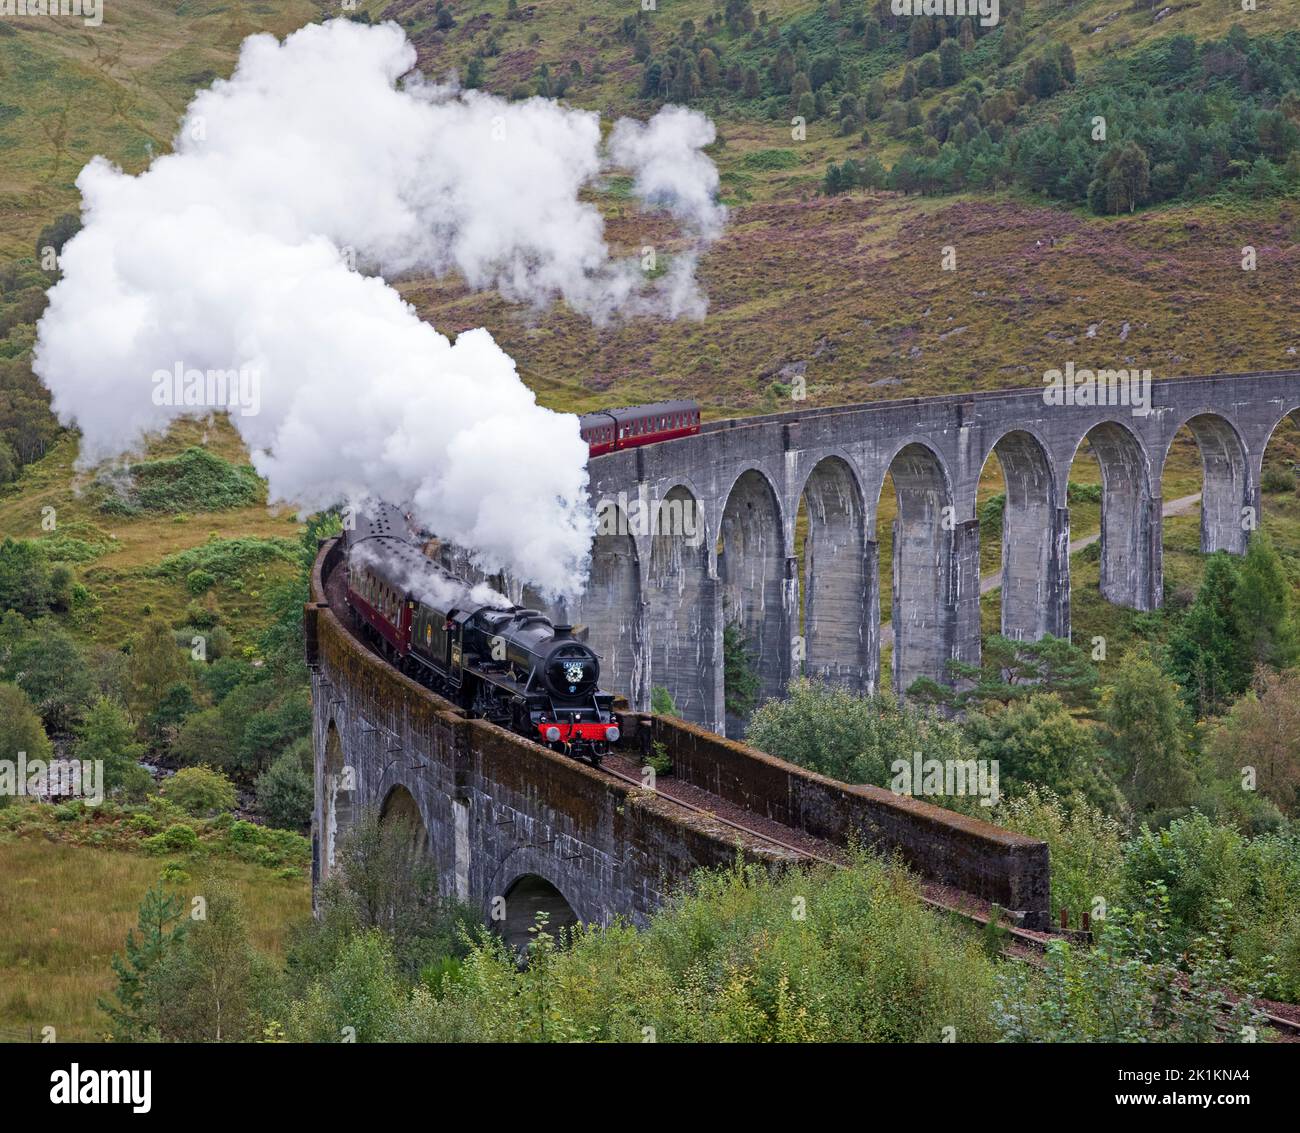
[144, 823, 200, 853]
[186, 569, 216, 595]
[741, 148, 800, 170]
[256, 742, 313, 830]
[1261, 465, 1296, 494]
[992, 786, 1124, 924]
[161, 767, 237, 817]
[158, 537, 301, 590]
[747, 678, 968, 787]
[650, 686, 679, 717]
[995, 885, 1269, 1042]
[351, 853, 999, 1042]
[93, 447, 263, 515]
[1122, 813, 1300, 1001]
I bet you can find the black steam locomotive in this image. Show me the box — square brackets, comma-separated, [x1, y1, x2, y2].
[342, 502, 619, 764]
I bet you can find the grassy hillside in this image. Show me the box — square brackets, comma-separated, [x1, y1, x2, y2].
[0, 417, 304, 650]
[0, 838, 308, 1042]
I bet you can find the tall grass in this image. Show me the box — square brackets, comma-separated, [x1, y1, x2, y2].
[0, 840, 309, 1041]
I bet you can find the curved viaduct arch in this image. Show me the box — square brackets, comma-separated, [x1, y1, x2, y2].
[486, 846, 590, 957]
[717, 468, 788, 734]
[986, 429, 1058, 641]
[647, 484, 714, 723]
[1164, 413, 1251, 555]
[879, 441, 953, 696]
[499, 874, 582, 956]
[1074, 421, 1158, 611]
[797, 456, 870, 689]
[1257, 404, 1300, 533]
[379, 783, 430, 861]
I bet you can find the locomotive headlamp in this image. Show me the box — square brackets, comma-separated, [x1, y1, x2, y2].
[606, 725, 621, 743]
[544, 726, 562, 743]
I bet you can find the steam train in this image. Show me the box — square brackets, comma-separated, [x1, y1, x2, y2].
[579, 400, 700, 457]
[342, 502, 619, 764]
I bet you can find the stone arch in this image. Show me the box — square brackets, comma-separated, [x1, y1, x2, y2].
[1263, 406, 1300, 457]
[986, 429, 1058, 640]
[570, 503, 643, 707]
[1258, 405, 1300, 532]
[379, 783, 429, 861]
[647, 484, 713, 722]
[499, 873, 581, 956]
[1165, 413, 1250, 555]
[879, 441, 953, 696]
[322, 721, 354, 881]
[717, 467, 787, 735]
[796, 456, 869, 688]
[1072, 421, 1157, 610]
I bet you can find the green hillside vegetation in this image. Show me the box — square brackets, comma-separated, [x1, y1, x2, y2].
[1, 0, 1299, 1043]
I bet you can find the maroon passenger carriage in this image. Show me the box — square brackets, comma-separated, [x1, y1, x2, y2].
[579, 400, 700, 457]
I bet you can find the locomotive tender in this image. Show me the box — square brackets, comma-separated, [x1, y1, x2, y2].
[342, 501, 619, 764]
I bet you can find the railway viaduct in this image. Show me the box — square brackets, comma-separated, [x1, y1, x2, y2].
[543, 369, 1300, 735]
[305, 370, 1299, 943]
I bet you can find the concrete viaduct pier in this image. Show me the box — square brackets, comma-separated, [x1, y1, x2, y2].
[552, 370, 1299, 733]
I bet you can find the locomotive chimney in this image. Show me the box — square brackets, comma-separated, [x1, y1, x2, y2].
[553, 624, 574, 639]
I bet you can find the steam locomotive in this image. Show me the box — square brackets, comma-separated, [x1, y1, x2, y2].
[342, 502, 619, 764]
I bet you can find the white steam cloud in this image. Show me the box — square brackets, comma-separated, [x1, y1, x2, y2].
[348, 536, 511, 613]
[33, 18, 724, 597]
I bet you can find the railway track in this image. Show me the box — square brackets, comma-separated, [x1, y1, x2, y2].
[598, 757, 1300, 1041]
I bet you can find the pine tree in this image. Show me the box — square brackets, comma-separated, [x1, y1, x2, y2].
[1167, 551, 1246, 718]
[99, 884, 190, 1041]
[1233, 530, 1300, 673]
[1103, 647, 1194, 817]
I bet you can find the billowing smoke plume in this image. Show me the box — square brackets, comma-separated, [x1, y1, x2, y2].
[33, 19, 724, 596]
[348, 535, 511, 613]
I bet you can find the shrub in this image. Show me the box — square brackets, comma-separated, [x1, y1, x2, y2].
[144, 823, 200, 853]
[1261, 465, 1296, 494]
[995, 885, 1269, 1042]
[650, 685, 679, 717]
[161, 767, 237, 818]
[93, 447, 263, 515]
[993, 786, 1124, 924]
[741, 148, 800, 170]
[1122, 813, 1300, 1001]
[256, 743, 313, 830]
[363, 853, 999, 1042]
[186, 569, 216, 595]
[158, 537, 301, 589]
[747, 678, 968, 787]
